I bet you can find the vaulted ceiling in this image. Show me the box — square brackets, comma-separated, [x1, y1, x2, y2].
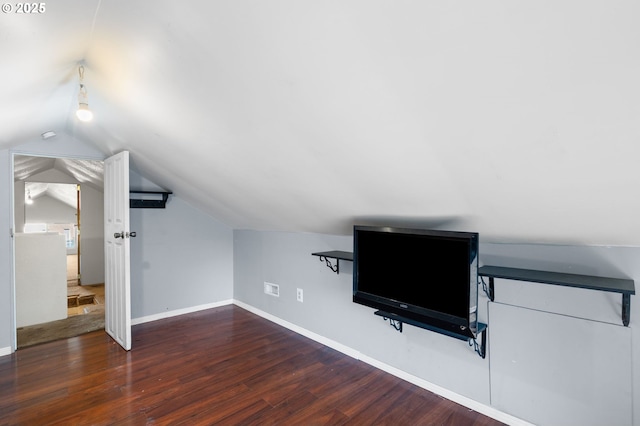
[1, 1, 639, 245]
[14, 155, 103, 208]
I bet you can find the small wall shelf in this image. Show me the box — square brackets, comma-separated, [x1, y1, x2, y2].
[374, 310, 488, 358]
[130, 191, 172, 209]
[311, 251, 353, 274]
[479, 265, 635, 326]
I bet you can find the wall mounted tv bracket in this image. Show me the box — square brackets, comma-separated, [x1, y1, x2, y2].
[311, 251, 353, 274]
[374, 310, 488, 359]
[479, 266, 635, 327]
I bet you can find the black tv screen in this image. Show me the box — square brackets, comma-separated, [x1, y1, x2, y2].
[353, 226, 479, 338]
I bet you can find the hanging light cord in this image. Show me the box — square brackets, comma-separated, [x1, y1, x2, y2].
[78, 66, 87, 93]
[76, 65, 93, 122]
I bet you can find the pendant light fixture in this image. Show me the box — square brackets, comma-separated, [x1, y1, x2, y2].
[76, 65, 93, 122]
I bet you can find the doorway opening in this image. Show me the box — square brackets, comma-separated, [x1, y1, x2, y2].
[13, 155, 105, 348]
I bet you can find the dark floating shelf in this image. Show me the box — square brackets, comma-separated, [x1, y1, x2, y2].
[374, 310, 488, 358]
[311, 251, 353, 274]
[479, 265, 635, 326]
[130, 191, 172, 209]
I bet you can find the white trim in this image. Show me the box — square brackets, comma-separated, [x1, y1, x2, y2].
[357, 353, 530, 426]
[232, 299, 532, 426]
[8, 152, 16, 352]
[9, 150, 106, 353]
[131, 300, 233, 326]
[0, 346, 12, 357]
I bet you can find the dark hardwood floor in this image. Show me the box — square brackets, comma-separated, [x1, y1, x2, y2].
[0, 305, 505, 425]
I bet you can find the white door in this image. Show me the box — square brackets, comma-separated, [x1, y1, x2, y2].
[104, 151, 132, 350]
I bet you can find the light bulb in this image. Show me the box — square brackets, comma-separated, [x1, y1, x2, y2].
[76, 103, 93, 122]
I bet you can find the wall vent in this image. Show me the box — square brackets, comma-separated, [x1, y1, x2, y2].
[264, 282, 280, 297]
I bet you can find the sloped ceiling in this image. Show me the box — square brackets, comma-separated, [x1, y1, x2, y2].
[14, 156, 103, 189]
[1, 1, 639, 245]
[24, 182, 77, 209]
[14, 155, 103, 208]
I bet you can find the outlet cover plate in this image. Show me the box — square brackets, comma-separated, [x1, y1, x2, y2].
[264, 282, 280, 297]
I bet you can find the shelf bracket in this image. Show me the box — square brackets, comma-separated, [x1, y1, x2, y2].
[468, 328, 487, 359]
[479, 265, 635, 327]
[382, 315, 403, 332]
[488, 277, 495, 301]
[480, 276, 495, 301]
[373, 310, 487, 359]
[311, 251, 353, 275]
[318, 255, 339, 274]
[622, 294, 631, 327]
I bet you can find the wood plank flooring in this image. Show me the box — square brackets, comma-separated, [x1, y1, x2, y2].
[0, 305, 505, 425]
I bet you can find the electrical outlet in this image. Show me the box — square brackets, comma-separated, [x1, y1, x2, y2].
[296, 288, 303, 302]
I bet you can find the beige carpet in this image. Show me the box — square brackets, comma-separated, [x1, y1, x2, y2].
[17, 311, 105, 348]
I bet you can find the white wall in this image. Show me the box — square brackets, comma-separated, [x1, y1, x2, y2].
[24, 193, 76, 224]
[15, 233, 67, 327]
[0, 149, 13, 355]
[20, 168, 104, 285]
[233, 229, 640, 426]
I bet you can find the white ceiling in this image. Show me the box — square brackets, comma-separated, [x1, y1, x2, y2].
[14, 155, 103, 189]
[1, 1, 639, 245]
[14, 154, 103, 208]
[24, 182, 77, 209]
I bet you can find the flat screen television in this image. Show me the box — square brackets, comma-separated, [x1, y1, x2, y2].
[353, 226, 479, 338]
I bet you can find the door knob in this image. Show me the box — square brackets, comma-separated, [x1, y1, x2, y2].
[127, 232, 137, 238]
[114, 232, 124, 239]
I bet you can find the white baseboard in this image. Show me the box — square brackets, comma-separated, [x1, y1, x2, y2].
[232, 299, 531, 426]
[234, 300, 361, 359]
[0, 346, 12, 357]
[131, 299, 233, 326]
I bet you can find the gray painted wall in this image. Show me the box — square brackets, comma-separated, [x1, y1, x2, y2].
[233, 229, 640, 426]
[233, 230, 492, 404]
[490, 302, 632, 426]
[129, 170, 234, 319]
[78, 183, 105, 285]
